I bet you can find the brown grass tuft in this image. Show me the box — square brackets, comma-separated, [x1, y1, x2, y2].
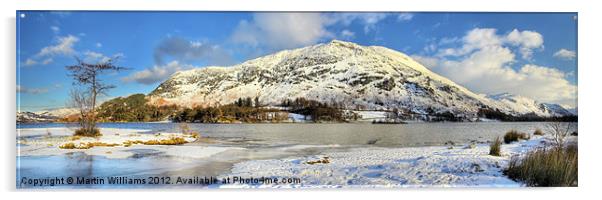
[504, 143, 578, 186]
[504, 130, 529, 144]
[74, 128, 102, 137]
[489, 137, 502, 156]
[124, 137, 188, 146]
[59, 142, 119, 149]
[533, 128, 544, 136]
[305, 156, 330, 165]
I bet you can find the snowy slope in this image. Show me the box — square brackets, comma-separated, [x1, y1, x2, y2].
[35, 107, 79, 118]
[148, 40, 572, 118]
[487, 93, 573, 117]
[17, 108, 79, 123]
[17, 112, 58, 123]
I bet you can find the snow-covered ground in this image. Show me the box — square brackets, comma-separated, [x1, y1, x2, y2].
[17, 128, 235, 159]
[222, 135, 556, 188]
[17, 127, 572, 188]
[354, 110, 388, 121]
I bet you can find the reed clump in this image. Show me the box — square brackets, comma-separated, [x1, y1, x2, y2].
[504, 130, 529, 144]
[489, 137, 502, 156]
[504, 143, 578, 186]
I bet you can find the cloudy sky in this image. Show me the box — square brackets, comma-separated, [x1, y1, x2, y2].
[17, 11, 577, 111]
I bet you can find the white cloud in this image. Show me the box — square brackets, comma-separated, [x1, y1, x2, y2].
[96, 42, 103, 48]
[397, 13, 414, 21]
[37, 35, 79, 57]
[41, 58, 53, 65]
[438, 37, 459, 45]
[410, 55, 439, 69]
[23, 59, 37, 66]
[553, 48, 576, 60]
[420, 27, 576, 106]
[17, 85, 49, 94]
[437, 28, 502, 57]
[423, 43, 437, 53]
[231, 13, 408, 50]
[231, 13, 334, 50]
[506, 29, 544, 48]
[340, 29, 355, 39]
[82, 50, 114, 63]
[329, 13, 391, 34]
[437, 28, 543, 60]
[50, 26, 60, 34]
[122, 61, 192, 85]
[505, 29, 544, 59]
[23, 35, 80, 66]
[154, 36, 233, 66]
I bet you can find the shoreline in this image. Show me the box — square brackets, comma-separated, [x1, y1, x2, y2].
[219, 136, 551, 188]
[16, 125, 576, 188]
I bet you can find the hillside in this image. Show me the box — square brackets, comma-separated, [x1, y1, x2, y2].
[148, 40, 572, 120]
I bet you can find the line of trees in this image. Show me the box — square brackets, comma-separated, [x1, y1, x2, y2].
[172, 97, 287, 123]
[280, 97, 346, 122]
[478, 108, 577, 122]
[96, 94, 178, 122]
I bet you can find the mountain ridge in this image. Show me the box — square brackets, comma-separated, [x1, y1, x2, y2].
[147, 40, 573, 119]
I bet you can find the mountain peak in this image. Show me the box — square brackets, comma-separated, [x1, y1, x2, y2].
[328, 39, 353, 45]
[148, 40, 573, 118]
[324, 39, 362, 49]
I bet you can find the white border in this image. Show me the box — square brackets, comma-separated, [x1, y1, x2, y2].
[2, 0, 601, 199]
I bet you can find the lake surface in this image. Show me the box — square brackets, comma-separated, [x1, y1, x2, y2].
[18, 122, 553, 147]
[17, 122, 568, 188]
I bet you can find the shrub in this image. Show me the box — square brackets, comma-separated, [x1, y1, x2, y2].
[179, 123, 200, 139]
[142, 137, 188, 145]
[59, 142, 78, 149]
[489, 137, 502, 156]
[84, 142, 119, 148]
[74, 128, 101, 137]
[305, 156, 330, 165]
[59, 142, 119, 149]
[547, 122, 575, 149]
[504, 143, 578, 186]
[534, 128, 544, 136]
[503, 130, 529, 144]
[123, 137, 188, 146]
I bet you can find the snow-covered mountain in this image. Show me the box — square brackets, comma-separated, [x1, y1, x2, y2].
[17, 108, 78, 123]
[148, 40, 573, 118]
[35, 108, 79, 118]
[487, 93, 573, 117]
[17, 112, 58, 123]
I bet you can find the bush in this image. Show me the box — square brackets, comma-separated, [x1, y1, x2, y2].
[489, 137, 502, 156]
[504, 143, 578, 186]
[59, 142, 78, 149]
[503, 130, 529, 144]
[74, 128, 101, 137]
[179, 123, 200, 138]
[58, 142, 118, 149]
[534, 128, 544, 136]
[123, 137, 188, 147]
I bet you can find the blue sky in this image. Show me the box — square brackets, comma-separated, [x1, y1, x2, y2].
[17, 11, 577, 111]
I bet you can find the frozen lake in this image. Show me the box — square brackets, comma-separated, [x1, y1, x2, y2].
[16, 122, 564, 188]
[18, 122, 551, 147]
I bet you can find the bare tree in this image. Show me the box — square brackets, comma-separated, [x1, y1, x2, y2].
[546, 121, 575, 149]
[66, 56, 127, 136]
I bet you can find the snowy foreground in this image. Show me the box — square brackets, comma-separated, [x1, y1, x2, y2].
[17, 127, 556, 188]
[222, 137, 548, 188]
[17, 128, 234, 159]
